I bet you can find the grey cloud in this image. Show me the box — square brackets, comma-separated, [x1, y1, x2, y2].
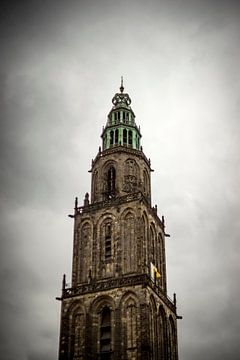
[1, 0, 240, 359]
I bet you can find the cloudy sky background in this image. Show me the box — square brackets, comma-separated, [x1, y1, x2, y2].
[0, 0, 240, 359]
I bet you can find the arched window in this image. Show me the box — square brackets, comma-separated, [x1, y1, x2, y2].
[149, 225, 155, 264]
[158, 306, 168, 359]
[123, 212, 136, 273]
[106, 166, 116, 198]
[121, 294, 139, 359]
[71, 312, 85, 358]
[123, 129, 127, 144]
[105, 222, 112, 260]
[93, 170, 99, 202]
[114, 129, 119, 145]
[126, 300, 137, 351]
[100, 218, 114, 264]
[143, 169, 149, 198]
[142, 213, 148, 270]
[158, 233, 165, 289]
[123, 159, 139, 193]
[79, 223, 91, 283]
[100, 307, 112, 359]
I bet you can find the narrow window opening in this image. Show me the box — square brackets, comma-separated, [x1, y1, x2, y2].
[123, 129, 127, 144]
[100, 307, 111, 359]
[105, 223, 112, 260]
[129, 130, 133, 146]
[115, 129, 119, 145]
[110, 131, 114, 146]
[107, 166, 116, 198]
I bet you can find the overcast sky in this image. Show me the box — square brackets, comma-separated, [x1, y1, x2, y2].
[0, 1, 240, 359]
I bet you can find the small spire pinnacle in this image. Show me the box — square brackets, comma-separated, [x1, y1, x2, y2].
[120, 76, 124, 93]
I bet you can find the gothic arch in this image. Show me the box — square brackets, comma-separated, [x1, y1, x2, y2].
[92, 169, 99, 202]
[89, 295, 116, 357]
[158, 232, 164, 289]
[96, 212, 115, 227]
[149, 223, 157, 266]
[67, 300, 86, 317]
[90, 294, 116, 313]
[123, 158, 140, 193]
[121, 209, 136, 274]
[120, 291, 140, 359]
[100, 217, 115, 262]
[158, 306, 168, 360]
[120, 207, 135, 218]
[78, 220, 93, 283]
[143, 168, 150, 198]
[149, 296, 157, 360]
[67, 302, 86, 360]
[168, 315, 177, 360]
[102, 160, 117, 199]
[141, 211, 149, 272]
[97, 213, 116, 265]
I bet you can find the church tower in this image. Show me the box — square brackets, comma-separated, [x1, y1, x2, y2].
[57, 80, 180, 360]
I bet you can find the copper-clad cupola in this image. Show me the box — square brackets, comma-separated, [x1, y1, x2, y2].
[101, 77, 142, 150]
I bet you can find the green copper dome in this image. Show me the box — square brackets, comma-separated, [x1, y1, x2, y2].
[101, 79, 142, 151]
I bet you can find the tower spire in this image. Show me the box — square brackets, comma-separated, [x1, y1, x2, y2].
[120, 76, 124, 93]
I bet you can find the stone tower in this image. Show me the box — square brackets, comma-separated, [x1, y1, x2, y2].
[57, 80, 180, 360]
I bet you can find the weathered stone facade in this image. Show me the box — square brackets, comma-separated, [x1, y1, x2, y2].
[57, 82, 180, 359]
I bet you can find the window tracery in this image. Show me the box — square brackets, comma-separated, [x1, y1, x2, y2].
[103, 165, 116, 199]
[122, 212, 135, 273]
[93, 170, 99, 202]
[143, 169, 149, 197]
[123, 159, 139, 193]
[72, 313, 84, 359]
[79, 223, 91, 283]
[100, 218, 114, 262]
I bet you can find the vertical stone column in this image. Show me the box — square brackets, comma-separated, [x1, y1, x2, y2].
[58, 303, 69, 360]
[85, 312, 93, 360]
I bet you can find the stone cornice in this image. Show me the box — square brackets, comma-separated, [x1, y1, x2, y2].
[73, 191, 164, 231]
[91, 145, 152, 171]
[61, 273, 176, 313]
